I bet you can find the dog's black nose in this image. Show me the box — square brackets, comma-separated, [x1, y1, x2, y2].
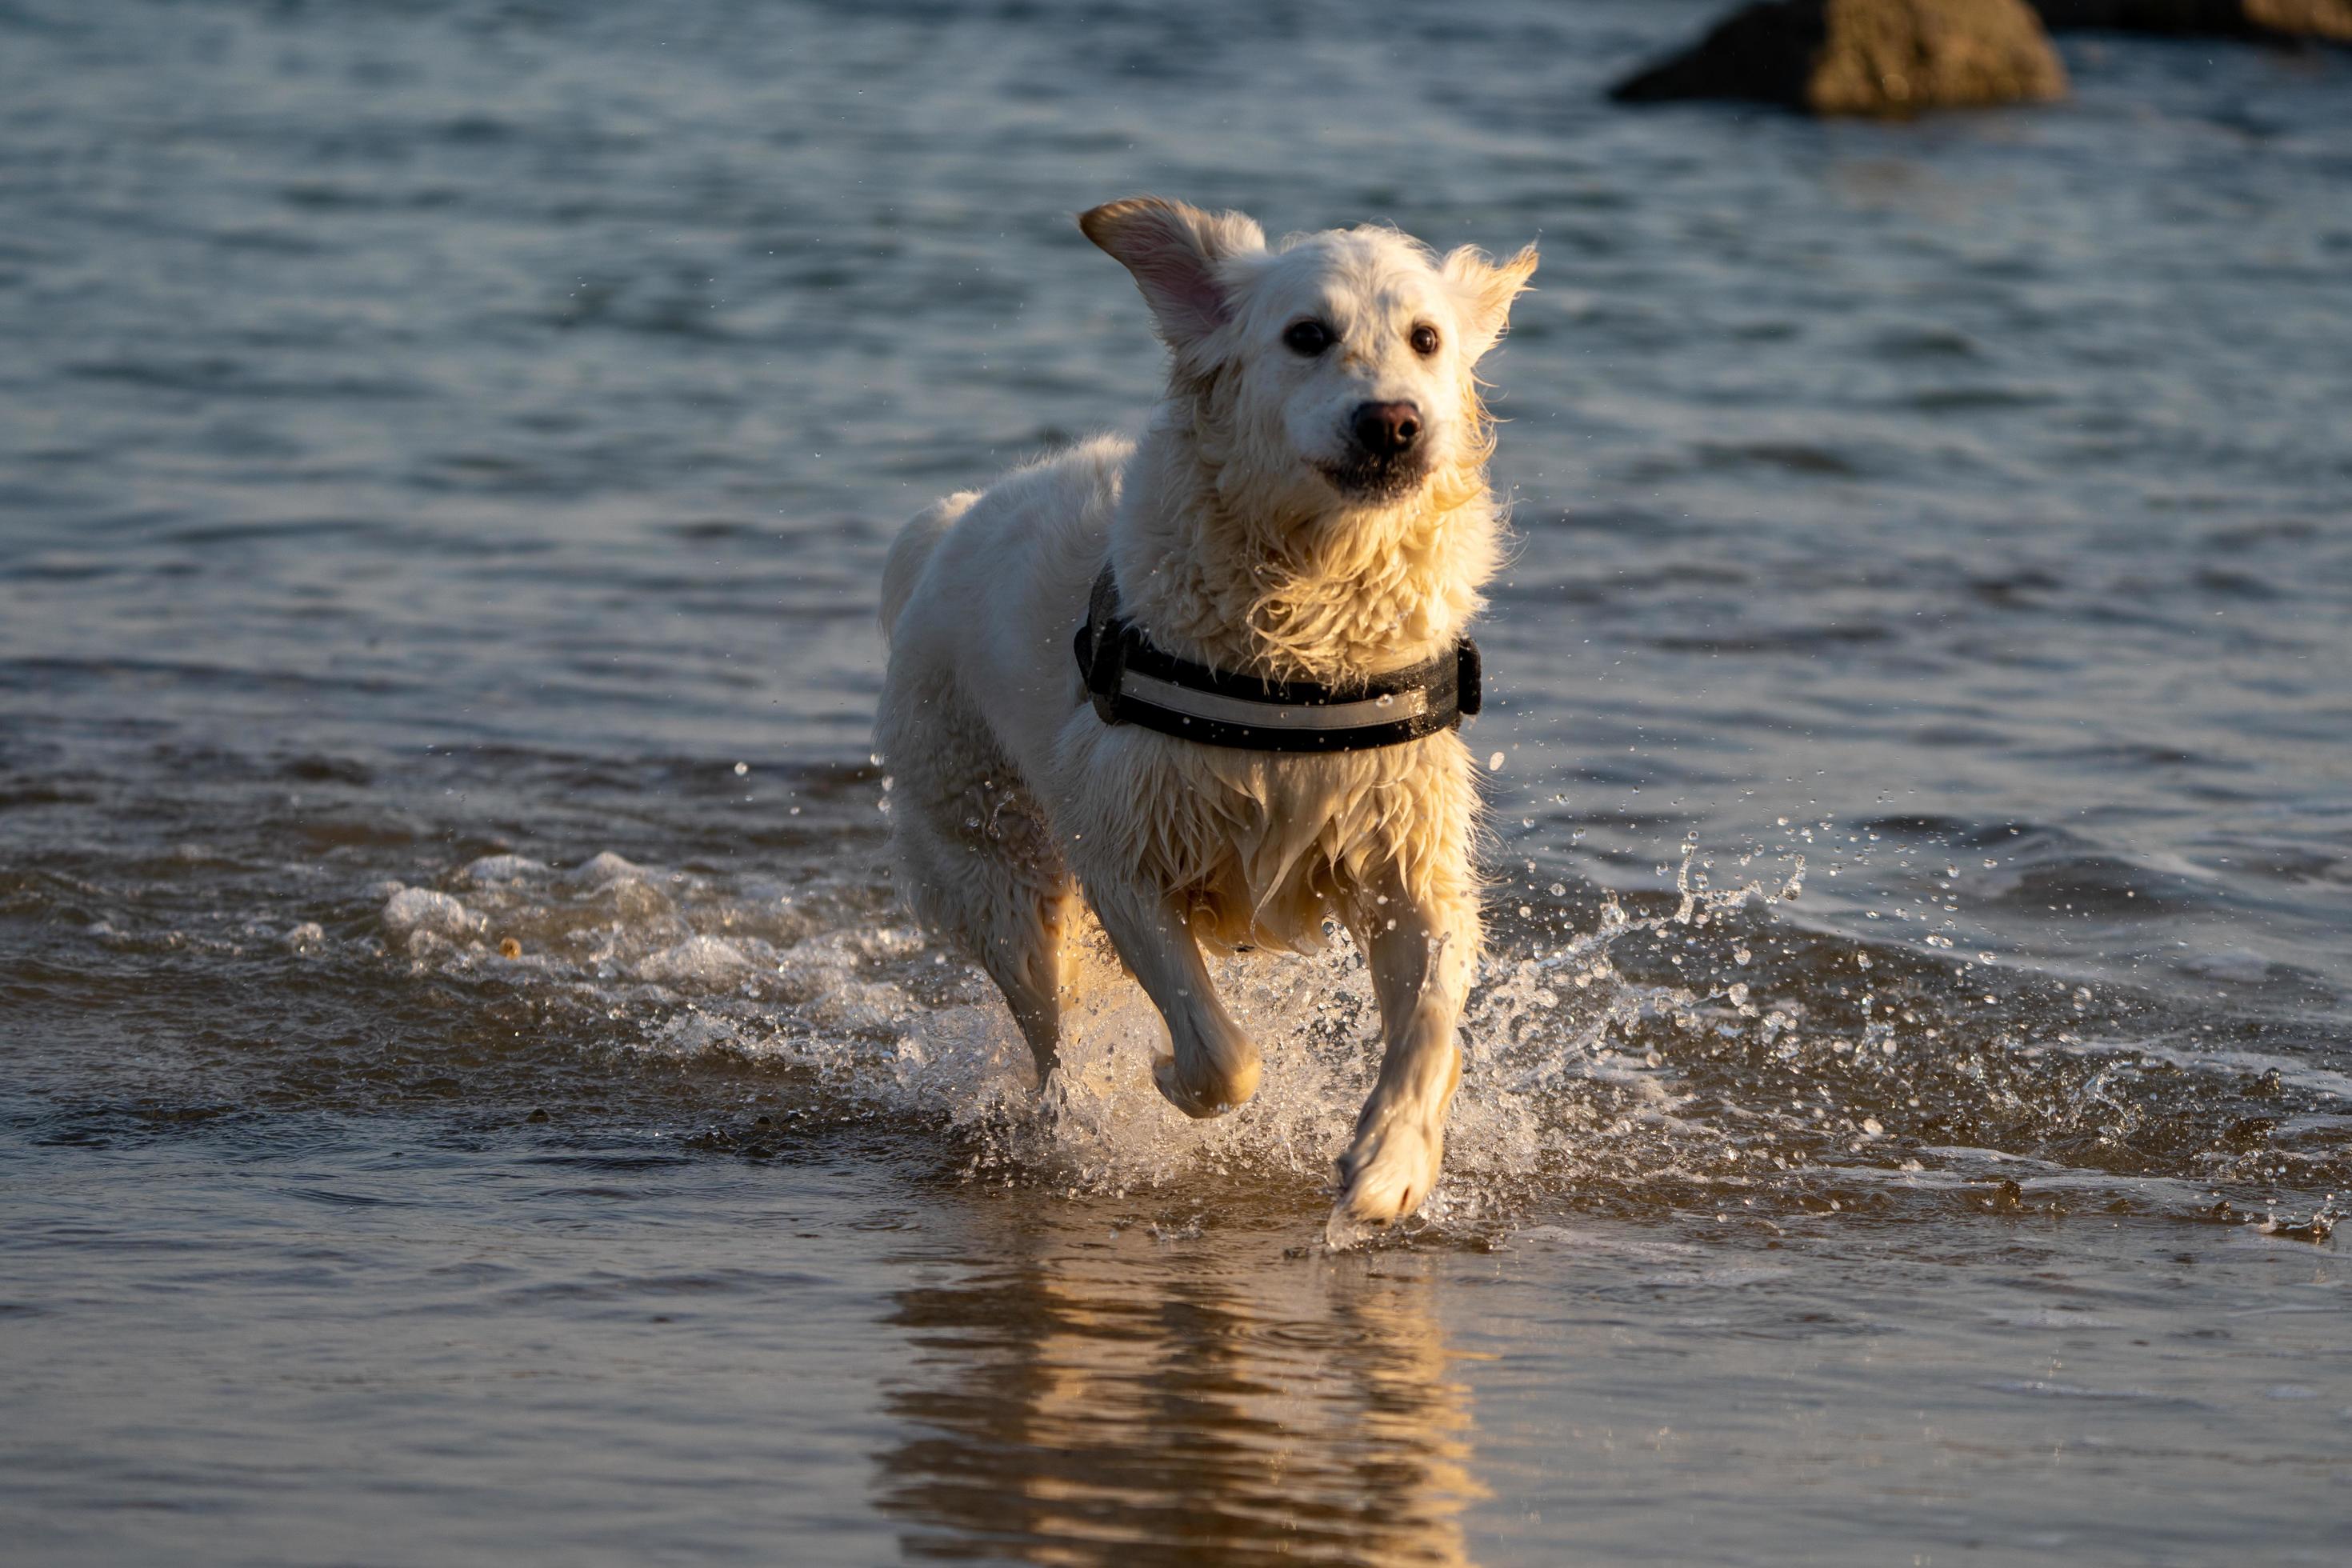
[1350, 401, 1422, 457]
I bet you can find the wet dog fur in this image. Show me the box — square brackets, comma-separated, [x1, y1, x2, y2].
[875, 197, 1535, 1240]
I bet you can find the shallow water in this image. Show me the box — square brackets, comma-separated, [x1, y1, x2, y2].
[2, 0, 2347, 1561]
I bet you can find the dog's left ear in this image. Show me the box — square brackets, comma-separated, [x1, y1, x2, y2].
[1443, 242, 1539, 360]
[1079, 197, 1266, 352]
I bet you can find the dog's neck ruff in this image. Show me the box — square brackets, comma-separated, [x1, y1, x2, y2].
[1073, 565, 1481, 752]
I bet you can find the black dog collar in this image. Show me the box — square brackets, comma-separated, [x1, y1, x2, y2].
[1072, 566, 1480, 752]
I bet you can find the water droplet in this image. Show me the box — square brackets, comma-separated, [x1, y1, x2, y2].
[1734, 947, 1752, 965]
[1548, 882, 1566, 896]
[1488, 751, 1506, 770]
[734, 761, 750, 776]
[1375, 693, 1394, 708]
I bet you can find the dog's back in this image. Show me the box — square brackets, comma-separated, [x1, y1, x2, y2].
[878, 490, 977, 642]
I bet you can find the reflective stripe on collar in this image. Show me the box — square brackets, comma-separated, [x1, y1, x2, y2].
[1118, 669, 1432, 731]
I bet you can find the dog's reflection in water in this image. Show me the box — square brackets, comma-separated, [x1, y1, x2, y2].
[874, 1206, 1482, 1566]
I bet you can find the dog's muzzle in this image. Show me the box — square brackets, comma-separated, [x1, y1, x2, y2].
[1321, 400, 1430, 499]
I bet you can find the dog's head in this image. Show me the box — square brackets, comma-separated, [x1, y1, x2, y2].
[1080, 197, 1537, 511]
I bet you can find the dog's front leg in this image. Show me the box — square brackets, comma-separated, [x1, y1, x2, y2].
[1084, 881, 1262, 1118]
[1331, 874, 1478, 1242]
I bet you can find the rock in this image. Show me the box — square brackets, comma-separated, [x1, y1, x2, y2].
[1612, 0, 2069, 116]
[2030, 0, 2352, 41]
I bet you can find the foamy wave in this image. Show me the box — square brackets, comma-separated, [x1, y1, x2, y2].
[362, 840, 1798, 1226]
[382, 886, 483, 946]
[371, 838, 2348, 1239]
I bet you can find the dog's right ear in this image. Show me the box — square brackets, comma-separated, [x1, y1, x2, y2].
[1443, 242, 1539, 361]
[1079, 197, 1266, 350]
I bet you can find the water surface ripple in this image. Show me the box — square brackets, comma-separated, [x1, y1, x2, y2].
[2, 1, 2346, 1562]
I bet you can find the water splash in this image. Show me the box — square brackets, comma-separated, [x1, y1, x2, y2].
[364, 830, 2346, 1246]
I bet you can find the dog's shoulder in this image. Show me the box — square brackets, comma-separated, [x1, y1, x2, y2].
[950, 432, 1133, 563]
[1002, 431, 1131, 508]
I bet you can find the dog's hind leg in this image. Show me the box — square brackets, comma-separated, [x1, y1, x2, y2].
[1083, 880, 1261, 1118]
[978, 877, 1076, 1084]
[878, 680, 1073, 1086]
[1330, 866, 1479, 1242]
[890, 784, 1074, 1085]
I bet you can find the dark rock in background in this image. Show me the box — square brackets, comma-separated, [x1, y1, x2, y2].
[2030, 0, 2352, 41]
[1612, 0, 2069, 117]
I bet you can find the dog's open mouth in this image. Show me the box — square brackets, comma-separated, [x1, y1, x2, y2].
[1317, 452, 1430, 502]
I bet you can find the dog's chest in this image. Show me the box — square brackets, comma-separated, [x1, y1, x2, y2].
[1134, 744, 1447, 950]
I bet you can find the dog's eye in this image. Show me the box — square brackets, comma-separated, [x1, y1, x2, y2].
[1282, 319, 1334, 356]
[1410, 324, 1441, 357]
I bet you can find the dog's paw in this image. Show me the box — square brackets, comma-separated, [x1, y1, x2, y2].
[1326, 1112, 1443, 1248]
[1150, 1048, 1260, 1119]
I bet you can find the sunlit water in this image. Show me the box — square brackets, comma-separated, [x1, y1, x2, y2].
[2, 1, 2347, 1562]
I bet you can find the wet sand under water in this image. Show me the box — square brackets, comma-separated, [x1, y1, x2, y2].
[6, 1133, 2346, 1566]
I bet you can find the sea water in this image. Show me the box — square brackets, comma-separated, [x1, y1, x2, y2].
[2, 2, 2346, 1562]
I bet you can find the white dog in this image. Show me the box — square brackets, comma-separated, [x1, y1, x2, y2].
[875, 198, 1535, 1238]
